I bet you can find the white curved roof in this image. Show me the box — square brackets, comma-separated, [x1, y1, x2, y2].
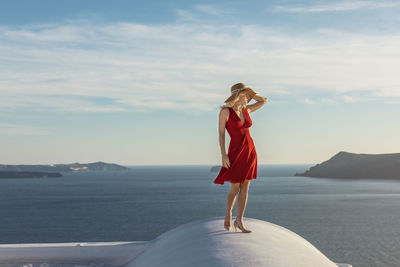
[127, 216, 350, 267]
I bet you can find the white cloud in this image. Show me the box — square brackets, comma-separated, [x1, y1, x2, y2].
[175, 9, 198, 22]
[304, 98, 314, 104]
[0, 123, 52, 135]
[371, 87, 400, 97]
[272, 1, 400, 13]
[1, 16, 400, 114]
[343, 95, 357, 103]
[194, 4, 221, 16]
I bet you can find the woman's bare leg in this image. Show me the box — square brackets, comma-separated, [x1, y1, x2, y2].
[225, 182, 240, 225]
[236, 179, 251, 222]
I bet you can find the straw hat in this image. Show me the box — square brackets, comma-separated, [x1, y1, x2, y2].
[224, 83, 257, 104]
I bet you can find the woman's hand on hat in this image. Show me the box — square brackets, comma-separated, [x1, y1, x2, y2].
[253, 94, 267, 102]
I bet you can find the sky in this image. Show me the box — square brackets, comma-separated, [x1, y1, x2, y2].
[1, 0, 400, 165]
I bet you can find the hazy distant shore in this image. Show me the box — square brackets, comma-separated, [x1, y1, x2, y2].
[0, 161, 130, 173]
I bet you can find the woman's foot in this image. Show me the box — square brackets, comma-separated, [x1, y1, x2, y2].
[234, 217, 252, 233]
[224, 212, 232, 231]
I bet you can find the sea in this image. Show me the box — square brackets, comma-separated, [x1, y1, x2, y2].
[1, 164, 400, 267]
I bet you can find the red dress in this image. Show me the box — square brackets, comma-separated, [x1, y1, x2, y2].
[214, 107, 258, 184]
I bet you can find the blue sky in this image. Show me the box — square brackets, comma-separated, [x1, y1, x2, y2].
[1, 0, 400, 165]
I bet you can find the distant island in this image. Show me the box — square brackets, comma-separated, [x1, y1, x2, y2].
[210, 166, 222, 172]
[0, 171, 62, 179]
[0, 161, 130, 173]
[295, 151, 400, 179]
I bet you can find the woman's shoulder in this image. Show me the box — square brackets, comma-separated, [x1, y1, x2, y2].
[220, 106, 230, 113]
[219, 107, 230, 118]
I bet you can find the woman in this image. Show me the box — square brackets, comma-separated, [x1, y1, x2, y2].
[214, 82, 267, 233]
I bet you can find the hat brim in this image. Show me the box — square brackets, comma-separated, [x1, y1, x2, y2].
[224, 88, 256, 104]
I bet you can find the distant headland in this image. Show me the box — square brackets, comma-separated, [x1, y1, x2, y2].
[295, 151, 400, 179]
[0, 161, 130, 179]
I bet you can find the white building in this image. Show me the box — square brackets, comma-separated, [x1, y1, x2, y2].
[0, 217, 352, 267]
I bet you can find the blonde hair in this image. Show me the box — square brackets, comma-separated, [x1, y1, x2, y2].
[219, 91, 248, 110]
